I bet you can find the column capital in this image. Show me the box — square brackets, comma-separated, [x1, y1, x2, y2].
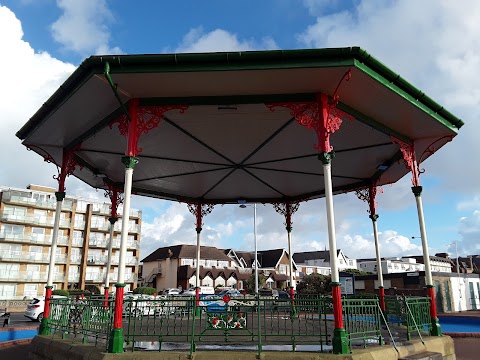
[109, 217, 118, 225]
[196, 227, 202, 234]
[318, 151, 335, 165]
[369, 214, 379, 221]
[121, 156, 139, 169]
[54, 192, 66, 201]
[412, 185, 423, 197]
[115, 283, 126, 288]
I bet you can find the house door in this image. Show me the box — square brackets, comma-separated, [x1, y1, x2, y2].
[434, 280, 444, 313]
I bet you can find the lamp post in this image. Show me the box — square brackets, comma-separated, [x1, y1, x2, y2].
[448, 240, 462, 312]
[240, 203, 258, 293]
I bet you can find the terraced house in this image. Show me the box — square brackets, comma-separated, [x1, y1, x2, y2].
[0, 184, 142, 299]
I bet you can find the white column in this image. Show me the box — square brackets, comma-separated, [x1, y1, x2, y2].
[118, 168, 133, 284]
[196, 232, 201, 287]
[254, 204, 258, 293]
[323, 163, 339, 283]
[287, 231, 294, 288]
[415, 193, 433, 286]
[104, 220, 116, 291]
[372, 218, 384, 287]
[47, 196, 63, 287]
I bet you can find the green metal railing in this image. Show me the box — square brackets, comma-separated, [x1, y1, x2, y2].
[45, 294, 434, 355]
[49, 297, 114, 349]
[384, 295, 431, 340]
[342, 298, 383, 349]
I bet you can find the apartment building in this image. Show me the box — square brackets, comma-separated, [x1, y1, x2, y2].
[0, 184, 142, 299]
[357, 257, 426, 274]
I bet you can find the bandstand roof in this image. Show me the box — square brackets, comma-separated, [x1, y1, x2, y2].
[16, 47, 463, 204]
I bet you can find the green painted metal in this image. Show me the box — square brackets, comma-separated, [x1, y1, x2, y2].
[17, 47, 463, 143]
[385, 296, 432, 341]
[38, 317, 51, 336]
[342, 298, 383, 351]
[49, 296, 114, 350]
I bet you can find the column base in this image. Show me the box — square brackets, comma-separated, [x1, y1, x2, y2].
[332, 328, 349, 354]
[108, 328, 124, 353]
[38, 317, 51, 335]
[431, 317, 442, 336]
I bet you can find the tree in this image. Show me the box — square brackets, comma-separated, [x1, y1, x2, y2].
[133, 287, 158, 295]
[296, 273, 331, 294]
[244, 273, 267, 294]
[341, 268, 372, 276]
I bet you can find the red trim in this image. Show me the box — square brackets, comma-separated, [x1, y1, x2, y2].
[195, 287, 200, 307]
[104, 288, 109, 307]
[44, 287, 52, 319]
[332, 285, 344, 329]
[427, 286, 438, 319]
[391, 137, 420, 187]
[113, 286, 124, 329]
[378, 287, 386, 311]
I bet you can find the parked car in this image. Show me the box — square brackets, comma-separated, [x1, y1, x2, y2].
[217, 289, 243, 297]
[24, 295, 67, 322]
[163, 288, 181, 296]
[181, 286, 215, 296]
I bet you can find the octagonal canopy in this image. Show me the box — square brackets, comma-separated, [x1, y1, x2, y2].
[17, 47, 463, 204]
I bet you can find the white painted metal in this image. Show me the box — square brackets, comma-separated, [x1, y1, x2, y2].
[323, 163, 339, 283]
[118, 167, 133, 284]
[104, 220, 116, 291]
[254, 203, 258, 294]
[415, 194, 433, 286]
[287, 230, 294, 289]
[372, 219, 384, 288]
[46, 199, 62, 287]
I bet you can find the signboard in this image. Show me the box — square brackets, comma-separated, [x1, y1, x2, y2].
[339, 276, 354, 295]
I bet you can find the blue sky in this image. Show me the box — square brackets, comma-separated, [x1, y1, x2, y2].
[1, 0, 480, 261]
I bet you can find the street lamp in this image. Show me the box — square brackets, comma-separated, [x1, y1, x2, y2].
[448, 240, 462, 312]
[239, 202, 258, 294]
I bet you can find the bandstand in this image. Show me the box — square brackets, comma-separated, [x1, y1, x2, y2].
[16, 47, 463, 357]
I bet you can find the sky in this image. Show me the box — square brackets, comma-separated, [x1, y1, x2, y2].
[1, 0, 480, 263]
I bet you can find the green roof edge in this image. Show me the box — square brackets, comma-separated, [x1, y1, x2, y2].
[16, 47, 463, 140]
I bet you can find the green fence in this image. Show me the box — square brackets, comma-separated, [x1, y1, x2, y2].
[342, 297, 383, 349]
[49, 297, 114, 349]
[384, 295, 431, 340]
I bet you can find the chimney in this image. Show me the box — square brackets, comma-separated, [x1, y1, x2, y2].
[469, 256, 474, 272]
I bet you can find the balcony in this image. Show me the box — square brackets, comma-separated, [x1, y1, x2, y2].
[91, 205, 111, 216]
[68, 273, 80, 282]
[88, 239, 108, 248]
[70, 256, 82, 264]
[0, 211, 71, 228]
[85, 272, 106, 282]
[74, 221, 85, 230]
[90, 222, 110, 231]
[0, 271, 64, 282]
[113, 223, 141, 234]
[87, 256, 107, 265]
[0, 251, 67, 263]
[0, 232, 69, 246]
[71, 238, 84, 247]
[1, 191, 74, 211]
[110, 274, 137, 283]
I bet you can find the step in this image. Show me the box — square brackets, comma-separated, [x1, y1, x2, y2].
[399, 351, 443, 360]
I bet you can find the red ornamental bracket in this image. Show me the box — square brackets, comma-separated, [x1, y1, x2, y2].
[104, 182, 124, 218]
[355, 183, 383, 216]
[187, 203, 215, 232]
[27, 145, 82, 192]
[272, 201, 300, 232]
[266, 70, 353, 153]
[391, 137, 421, 187]
[109, 99, 189, 157]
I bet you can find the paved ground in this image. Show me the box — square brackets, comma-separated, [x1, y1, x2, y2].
[0, 337, 476, 359]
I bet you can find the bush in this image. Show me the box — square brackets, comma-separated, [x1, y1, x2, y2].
[68, 289, 91, 296]
[296, 273, 332, 294]
[133, 287, 157, 295]
[52, 289, 69, 296]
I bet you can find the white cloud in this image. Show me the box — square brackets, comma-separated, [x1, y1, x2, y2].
[457, 210, 480, 255]
[0, 5, 76, 189]
[173, 26, 278, 53]
[51, 0, 121, 55]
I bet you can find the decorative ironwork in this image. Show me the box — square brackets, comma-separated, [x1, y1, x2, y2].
[417, 136, 454, 174]
[391, 136, 420, 187]
[355, 183, 383, 216]
[104, 182, 124, 218]
[187, 203, 215, 231]
[26, 145, 82, 192]
[272, 201, 300, 232]
[109, 101, 188, 157]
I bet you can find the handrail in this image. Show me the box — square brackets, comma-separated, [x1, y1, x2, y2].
[404, 296, 424, 344]
[377, 302, 398, 352]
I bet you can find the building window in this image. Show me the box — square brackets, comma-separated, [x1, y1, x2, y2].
[306, 267, 313, 275]
[1, 224, 25, 237]
[24, 284, 38, 298]
[0, 284, 16, 299]
[279, 264, 287, 274]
